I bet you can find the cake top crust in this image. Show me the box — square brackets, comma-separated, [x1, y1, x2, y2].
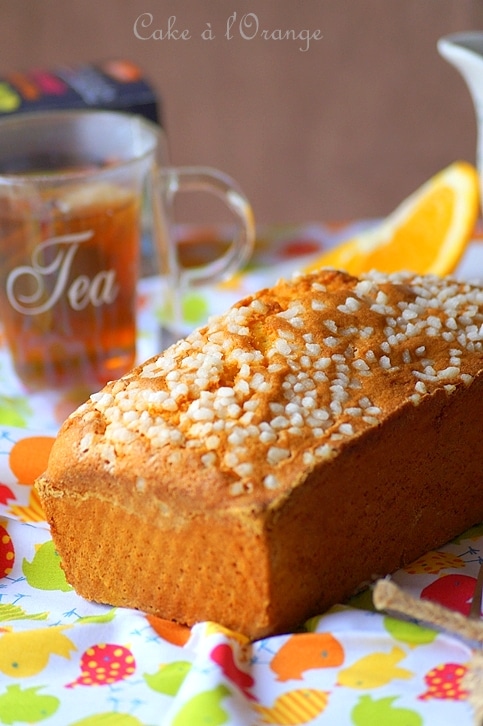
[48, 269, 483, 511]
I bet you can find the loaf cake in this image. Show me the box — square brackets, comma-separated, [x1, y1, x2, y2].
[36, 269, 483, 640]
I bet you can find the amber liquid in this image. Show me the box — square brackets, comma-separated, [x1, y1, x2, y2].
[0, 182, 141, 391]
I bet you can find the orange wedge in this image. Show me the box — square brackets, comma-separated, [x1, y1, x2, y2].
[305, 161, 480, 277]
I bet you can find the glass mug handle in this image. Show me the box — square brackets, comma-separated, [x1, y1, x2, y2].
[157, 166, 255, 287]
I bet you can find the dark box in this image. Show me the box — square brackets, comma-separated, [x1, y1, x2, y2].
[0, 59, 161, 125]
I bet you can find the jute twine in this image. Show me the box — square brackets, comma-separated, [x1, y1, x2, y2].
[373, 578, 483, 726]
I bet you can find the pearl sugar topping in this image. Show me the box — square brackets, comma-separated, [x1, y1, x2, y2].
[85, 271, 482, 495]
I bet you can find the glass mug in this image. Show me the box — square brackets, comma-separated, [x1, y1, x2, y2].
[0, 110, 254, 392]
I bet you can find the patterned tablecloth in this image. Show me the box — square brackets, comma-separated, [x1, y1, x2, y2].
[0, 222, 482, 726]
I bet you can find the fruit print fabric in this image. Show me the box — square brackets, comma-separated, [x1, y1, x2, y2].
[65, 644, 136, 689]
[351, 695, 424, 726]
[0, 684, 61, 724]
[418, 662, 469, 702]
[336, 646, 414, 689]
[0, 627, 76, 678]
[269, 633, 345, 681]
[0, 223, 481, 724]
[253, 688, 330, 724]
[22, 540, 73, 592]
[0, 522, 14, 577]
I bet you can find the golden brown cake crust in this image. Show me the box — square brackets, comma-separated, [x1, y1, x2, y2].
[36, 269, 483, 639]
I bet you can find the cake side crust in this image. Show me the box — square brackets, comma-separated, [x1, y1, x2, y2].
[266, 371, 483, 632]
[37, 482, 275, 638]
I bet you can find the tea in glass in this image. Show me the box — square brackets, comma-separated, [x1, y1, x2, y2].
[0, 178, 141, 389]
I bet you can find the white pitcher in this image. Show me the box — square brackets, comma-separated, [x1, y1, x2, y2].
[438, 32, 483, 202]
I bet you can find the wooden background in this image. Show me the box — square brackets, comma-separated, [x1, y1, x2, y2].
[2, 1, 483, 225]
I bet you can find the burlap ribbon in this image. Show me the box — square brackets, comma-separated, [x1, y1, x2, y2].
[373, 578, 483, 726]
